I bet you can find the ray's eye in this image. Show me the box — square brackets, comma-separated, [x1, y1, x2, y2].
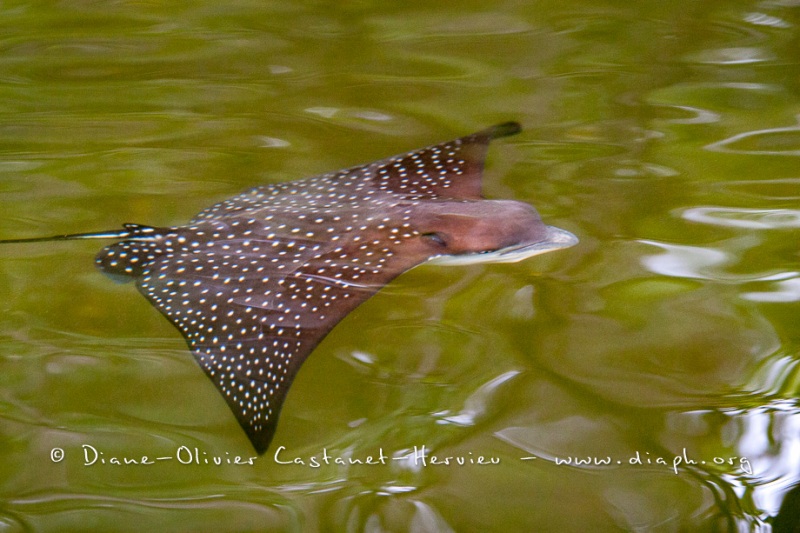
[421, 232, 449, 248]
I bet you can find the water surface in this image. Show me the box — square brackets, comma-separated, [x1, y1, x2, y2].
[1, 1, 799, 531]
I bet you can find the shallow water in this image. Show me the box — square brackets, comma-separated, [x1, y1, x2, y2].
[1, 1, 799, 531]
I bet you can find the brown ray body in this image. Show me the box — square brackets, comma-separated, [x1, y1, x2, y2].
[1, 122, 577, 453]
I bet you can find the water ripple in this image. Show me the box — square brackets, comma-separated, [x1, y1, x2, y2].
[686, 47, 774, 65]
[743, 12, 792, 29]
[706, 116, 800, 156]
[437, 370, 520, 427]
[682, 207, 800, 229]
[743, 275, 800, 303]
[639, 241, 731, 280]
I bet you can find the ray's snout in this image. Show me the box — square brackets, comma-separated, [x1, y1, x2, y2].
[417, 199, 550, 255]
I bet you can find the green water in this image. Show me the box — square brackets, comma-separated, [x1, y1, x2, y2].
[1, 1, 799, 531]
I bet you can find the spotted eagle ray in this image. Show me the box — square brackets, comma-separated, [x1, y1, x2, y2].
[1, 122, 577, 453]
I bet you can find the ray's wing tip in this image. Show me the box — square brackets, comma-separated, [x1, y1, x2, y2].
[489, 121, 523, 139]
[252, 441, 270, 456]
[246, 424, 277, 455]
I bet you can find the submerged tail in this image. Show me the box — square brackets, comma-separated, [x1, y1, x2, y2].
[0, 223, 159, 244]
[1, 223, 171, 280]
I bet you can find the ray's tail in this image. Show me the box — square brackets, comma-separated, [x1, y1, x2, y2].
[0, 223, 158, 244]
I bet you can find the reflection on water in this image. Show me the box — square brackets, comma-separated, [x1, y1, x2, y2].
[707, 115, 800, 156]
[683, 207, 800, 230]
[0, 0, 799, 530]
[743, 276, 800, 303]
[640, 240, 732, 280]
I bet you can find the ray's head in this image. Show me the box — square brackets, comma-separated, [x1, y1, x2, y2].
[403, 198, 577, 265]
[413, 199, 544, 253]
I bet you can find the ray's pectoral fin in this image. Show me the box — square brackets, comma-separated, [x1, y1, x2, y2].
[181, 316, 309, 454]
[369, 121, 522, 200]
[129, 247, 386, 454]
